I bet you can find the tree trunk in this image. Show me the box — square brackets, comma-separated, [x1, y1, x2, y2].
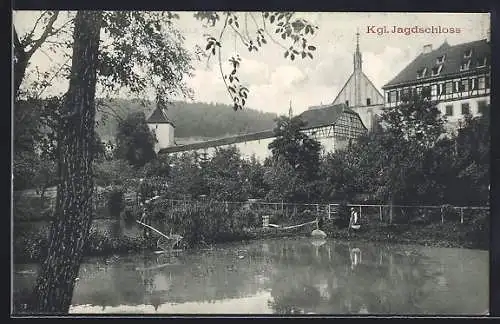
[14, 55, 29, 99]
[30, 11, 102, 314]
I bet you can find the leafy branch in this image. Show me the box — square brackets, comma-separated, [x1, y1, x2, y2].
[196, 11, 318, 110]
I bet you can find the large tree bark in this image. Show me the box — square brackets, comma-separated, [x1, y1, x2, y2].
[30, 11, 102, 314]
[13, 28, 29, 99]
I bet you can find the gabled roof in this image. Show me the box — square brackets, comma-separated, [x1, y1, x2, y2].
[299, 103, 362, 129]
[331, 71, 384, 105]
[146, 106, 175, 126]
[383, 39, 490, 89]
[159, 103, 366, 155]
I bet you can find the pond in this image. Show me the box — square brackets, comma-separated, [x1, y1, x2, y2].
[13, 237, 488, 315]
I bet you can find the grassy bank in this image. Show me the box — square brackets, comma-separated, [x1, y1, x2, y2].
[14, 200, 489, 263]
[14, 218, 488, 264]
[322, 221, 489, 250]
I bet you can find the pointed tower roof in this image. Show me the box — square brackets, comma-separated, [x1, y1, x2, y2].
[353, 29, 362, 71]
[146, 106, 175, 126]
[331, 32, 384, 106]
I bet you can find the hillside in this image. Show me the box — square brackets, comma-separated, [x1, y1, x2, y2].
[95, 99, 278, 142]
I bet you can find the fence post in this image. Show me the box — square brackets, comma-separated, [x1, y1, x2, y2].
[328, 204, 331, 220]
[359, 206, 362, 223]
[460, 208, 464, 224]
[440, 207, 444, 224]
[379, 206, 382, 222]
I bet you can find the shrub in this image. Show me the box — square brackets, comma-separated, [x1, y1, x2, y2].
[107, 186, 125, 219]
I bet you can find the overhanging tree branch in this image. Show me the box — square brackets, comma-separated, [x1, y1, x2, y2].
[25, 11, 60, 57]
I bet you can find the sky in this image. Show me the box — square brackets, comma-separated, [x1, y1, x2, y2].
[13, 11, 490, 116]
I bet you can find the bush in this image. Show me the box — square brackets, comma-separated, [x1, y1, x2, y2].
[233, 209, 260, 229]
[122, 205, 140, 227]
[107, 186, 125, 219]
[145, 199, 251, 247]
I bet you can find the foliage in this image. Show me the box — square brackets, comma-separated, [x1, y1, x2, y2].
[205, 146, 247, 201]
[241, 155, 269, 199]
[263, 156, 305, 202]
[114, 112, 157, 168]
[165, 152, 205, 199]
[268, 115, 321, 180]
[141, 154, 172, 178]
[373, 94, 447, 204]
[195, 11, 318, 110]
[95, 99, 278, 143]
[148, 199, 250, 247]
[94, 159, 137, 187]
[106, 186, 125, 219]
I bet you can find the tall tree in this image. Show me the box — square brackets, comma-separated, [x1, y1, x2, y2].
[14, 10, 320, 314]
[25, 11, 194, 313]
[375, 92, 446, 205]
[268, 115, 321, 181]
[30, 11, 102, 313]
[450, 106, 490, 205]
[115, 111, 157, 168]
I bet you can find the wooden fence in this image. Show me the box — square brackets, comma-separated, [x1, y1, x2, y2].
[135, 198, 489, 226]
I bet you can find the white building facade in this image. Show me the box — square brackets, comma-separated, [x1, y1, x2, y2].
[382, 39, 491, 132]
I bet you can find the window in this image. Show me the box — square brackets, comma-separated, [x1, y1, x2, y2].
[486, 75, 490, 89]
[477, 57, 487, 68]
[445, 105, 453, 116]
[461, 79, 469, 92]
[431, 85, 437, 97]
[431, 65, 443, 76]
[417, 68, 427, 79]
[436, 55, 446, 64]
[464, 49, 472, 59]
[471, 78, 477, 90]
[461, 102, 470, 115]
[422, 86, 431, 99]
[477, 100, 487, 114]
[366, 98, 371, 105]
[478, 77, 486, 89]
[398, 88, 409, 102]
[460, 60, 471, 71]
[453, 81, 460, 93]
[345, 100, 349, 106]
[438, 83, 444, 95]
[445, 82, 453, 94]
[416, 87, 422, 95]
[389, 91, 397, 103]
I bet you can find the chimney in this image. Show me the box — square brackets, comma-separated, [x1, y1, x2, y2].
[423, 44, 433, 54]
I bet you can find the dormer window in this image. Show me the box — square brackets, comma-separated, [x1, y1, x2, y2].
[460, 60, 471, 71]
[477, 57, 487, 68]
[416, 68, 427, 79]
[436, 55, 446, 64]
[464, 49, 472, 59]
[431, 65, 443, 76]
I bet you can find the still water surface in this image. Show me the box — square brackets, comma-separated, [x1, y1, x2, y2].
[14, 237, 488, 315]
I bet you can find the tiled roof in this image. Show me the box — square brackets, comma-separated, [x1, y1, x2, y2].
[299, 103, 360, 128]
[159, 130, 275, 154]
[159, 103, 364, 154]
[383, 39, 490, 89]
[146, 106, 175, 126]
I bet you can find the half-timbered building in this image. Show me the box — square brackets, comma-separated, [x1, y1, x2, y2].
[155, 103, 367, 161]
[382, 38, 491, 131]
[151, 33, 378, 161]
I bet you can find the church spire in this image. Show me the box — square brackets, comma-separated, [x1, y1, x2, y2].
[354, 29, 362, 71]
[288, 100, 293, 118]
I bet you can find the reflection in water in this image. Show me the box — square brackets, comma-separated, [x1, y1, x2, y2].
[13, 238, 488, 315]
